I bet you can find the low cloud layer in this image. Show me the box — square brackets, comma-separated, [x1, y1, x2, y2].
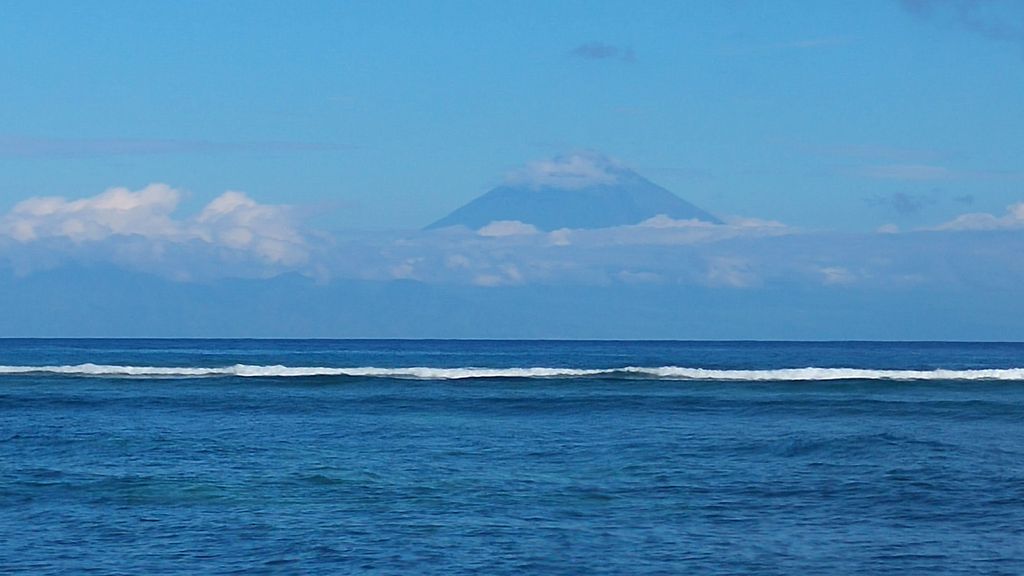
[533, 215, 789, 248]
[320, 216, 802, 288]
[327, 208, 1024, 291]
[1, 182, 1023, 296]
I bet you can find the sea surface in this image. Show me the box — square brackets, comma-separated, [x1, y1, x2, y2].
[1, 339, 1023, 574]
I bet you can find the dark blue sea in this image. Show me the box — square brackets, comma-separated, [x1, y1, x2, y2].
[2, 339, 1023, 574]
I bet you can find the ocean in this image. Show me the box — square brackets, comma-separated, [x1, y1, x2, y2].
[1, 339, 1022, 574]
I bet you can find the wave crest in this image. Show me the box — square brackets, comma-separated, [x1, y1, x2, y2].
[1, 363, 1023, 381]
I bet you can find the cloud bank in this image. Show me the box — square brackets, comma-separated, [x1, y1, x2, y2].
[1, 182, 1023, 298]
[0, 184, 309, 278]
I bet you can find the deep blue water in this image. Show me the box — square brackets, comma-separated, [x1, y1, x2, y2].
[1, 339, 1023, 574]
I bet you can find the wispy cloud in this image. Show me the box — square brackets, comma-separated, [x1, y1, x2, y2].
[854, 162, 1024, 183]
[806, 142, 950, 163]
[859, 163, 953, 181]
[570, 42, 636, 62]
[504, 152, 624, 190]
[819, 266, 857, 285]
[0, 136, 339, 159]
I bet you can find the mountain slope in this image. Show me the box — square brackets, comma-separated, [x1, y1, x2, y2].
[427, 155, 721, 231]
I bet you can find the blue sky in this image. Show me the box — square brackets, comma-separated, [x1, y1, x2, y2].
[3, 0, 1022, 229]
[1, 1, 1022, 338]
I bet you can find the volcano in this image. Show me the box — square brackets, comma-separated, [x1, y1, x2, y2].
[427, 153, 721, 231]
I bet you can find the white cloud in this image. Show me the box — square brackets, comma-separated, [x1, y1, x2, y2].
[551, 214, 792, 247]
[477, 220, 539, 237]
[0, 183, 309, 267]
[194, 190, 307, 265]
[5, 183, 181, 242]
[637, 215, 716, 229]
[548, 228, 572, 246]
[12, 184, 1022, 294]
[505, 152, 623, 190]
[935, 202, 1024, 231]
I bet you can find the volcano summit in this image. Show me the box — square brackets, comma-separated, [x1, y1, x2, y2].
[427, 153, 721, 231]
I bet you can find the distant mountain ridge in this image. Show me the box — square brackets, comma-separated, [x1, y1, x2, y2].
[427, 154, 721, 231]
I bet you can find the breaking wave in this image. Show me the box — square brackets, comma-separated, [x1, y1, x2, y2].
[1, 364, 1024, 381]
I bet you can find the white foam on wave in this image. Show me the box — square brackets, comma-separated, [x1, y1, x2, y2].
[0, 364, 610, 379]
[620, 366, 1024, 381]
[1, 363, 1024, 381]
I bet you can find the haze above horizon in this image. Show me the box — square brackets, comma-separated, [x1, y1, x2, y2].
[1, 1, 1022, 339]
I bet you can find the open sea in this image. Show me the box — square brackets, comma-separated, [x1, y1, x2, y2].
[1, 339, 1022, 574]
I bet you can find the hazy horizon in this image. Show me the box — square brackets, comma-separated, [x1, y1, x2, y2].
[2, 1, 1022, 339]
